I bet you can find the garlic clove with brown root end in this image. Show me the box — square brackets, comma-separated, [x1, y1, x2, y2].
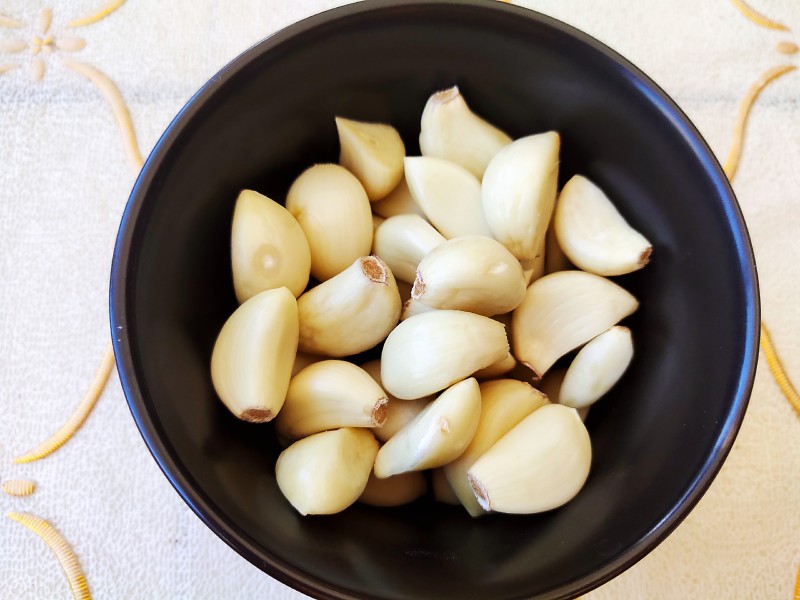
[371, 177, 426, 219]
[555, 175, 652, 276]
[560, 325, 634, 409]
[286, 164, 372, 281]
[230, 190, 311, 302]
[359, 471, 427, 507]
[297, 256, 401, 357]
[512, 270, 638, 378]
[381, 310, 509, 399]
[404, 156, 493, 239]
[445, 379, 548, 516]
[374, 378, 481, 478]
[276, 428, 379, 515]
[336, 117, 405, 201]
[482, 132, 560, 260]
[373, 214, 445, 284]
[360, 359, 432, 443]
[412, 235, 526, 316]
[419, 86, 512, 179]
[276, 360, 389, 442]
[211, 287, 298, 423]
[467, 404, 591, 514]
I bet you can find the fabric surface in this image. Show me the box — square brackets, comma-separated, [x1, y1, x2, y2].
[0, 0, 798, 598]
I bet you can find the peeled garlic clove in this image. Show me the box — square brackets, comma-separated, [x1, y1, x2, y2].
[298, 256, 401, 356]
[374, 378, 481, 478]
[482, 132, 560, 260]
[400, 298, 437, 321]
[276, 428, 379, 515]
[431, 468, 461, 505]
[276, 360, 389, 441]
[520, 239, 546, 285]
[419, 86, 512, 179]
[371, 177, 426, 219]
[555, 175, 652, 276]
[467, 404, 591, 514]
[413, 236, 526, 316]
[286, 164, 372, 281]
[404, 156, 492, 239]
[473, 353, 517, 380]
[373, 214, 445, 283]
[211, 287, 298, 422]
[560, 326, 633, 409]
[336, 117, 405, 201]
[230, 190, 311, 302]
[359, 471, 426, 507]
[360, 359, 432, 443]
[381, 310, 509, 399]
[512, 271, 638, 378]
[445, 379, 548, 516]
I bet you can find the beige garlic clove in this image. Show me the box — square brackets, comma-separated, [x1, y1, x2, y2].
[431, 468, 461, 505]
[291, 352, 325, 377]
[286, 164, 372, 281]
[419, 86, 512, 179]
[404, 156, 493, 239]
[481, 132, 560, 260]
[400, 298, 437, 321]
[359, 471, 427, 507]
[413, 236, 526, 316]
[336, 117, 405, 201]
[276, 428, 379, 515]
[473, 353, 517, 380]
[555, 175, 652, 276]
[360, 359, 432, 443]
[371, 176, 426, 219]
[373, 214, 446, 283]
[445, 379, 548, 516]
[560, 326, 633, 409]
[297, 256, 401, 356]
[520, 239, 546, 285]
[536, 368, 590, 421]
[381, 310, 509, 399]
[230, 190, 311, 302]
[211, 287, 298, 423]
[467, 404, 591, 514]
[276, 360, 389, 442]
[512, 271, 638, 378]
[374, 378, 481, 478]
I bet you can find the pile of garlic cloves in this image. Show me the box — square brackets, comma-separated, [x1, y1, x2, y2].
[210, 86, 651, 517]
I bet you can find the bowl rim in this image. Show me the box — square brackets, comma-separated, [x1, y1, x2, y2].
[109, 1, 760, 598]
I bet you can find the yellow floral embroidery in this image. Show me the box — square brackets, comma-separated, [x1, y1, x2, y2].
[2, 479, 36, 497]
[67, 0, 128, 29]
[730, 0, 789, 31]
[7, 512, 91, 600]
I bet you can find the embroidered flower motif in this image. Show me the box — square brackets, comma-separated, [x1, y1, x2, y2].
[0, 8, 86, 81]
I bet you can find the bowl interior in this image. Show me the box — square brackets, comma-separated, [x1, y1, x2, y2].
[111, 2, 757, 599]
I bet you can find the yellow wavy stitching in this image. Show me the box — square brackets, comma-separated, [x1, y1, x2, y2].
[2, 479, 36, 497]
[759, 323, 800, 416]
[0, 12, 24, 28]
[730, 0, 789, 31]
[7, 512, 91, 600]
[14, 343, 115, 464]
[62, 59, 144, 171]
[723, 64, 796, 180]
[66, 0, 127, 29]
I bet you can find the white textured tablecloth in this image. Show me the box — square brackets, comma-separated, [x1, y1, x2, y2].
[1, 1, 798, 598]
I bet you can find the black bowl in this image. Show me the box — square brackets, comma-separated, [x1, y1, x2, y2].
[110, 1, 759, 598]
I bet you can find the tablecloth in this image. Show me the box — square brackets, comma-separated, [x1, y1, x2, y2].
[1, 0, 798, 597]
